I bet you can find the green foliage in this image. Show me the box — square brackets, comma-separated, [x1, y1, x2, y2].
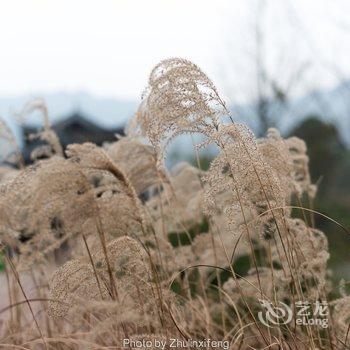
[0, 253, 4, 271]
[290, 116, 346, 194]
[168, 217, 209, 247]
[290, 116, 350, 278]
[315, 199, 350, 270]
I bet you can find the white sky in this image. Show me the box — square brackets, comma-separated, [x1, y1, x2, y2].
[0, 0, 349, 102]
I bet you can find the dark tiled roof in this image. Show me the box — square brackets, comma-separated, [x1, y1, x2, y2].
[22, 112, 124, 162]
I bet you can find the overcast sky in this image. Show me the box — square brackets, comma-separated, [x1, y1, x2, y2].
[0, 0, 349, 103]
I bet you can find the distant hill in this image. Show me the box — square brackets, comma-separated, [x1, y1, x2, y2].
[0, 81, 349, 145]
[231, 80, 350, 144]
[284, 80, 350, 140]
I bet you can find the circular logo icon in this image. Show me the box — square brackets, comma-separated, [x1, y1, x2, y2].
[258, 299, 293, 328]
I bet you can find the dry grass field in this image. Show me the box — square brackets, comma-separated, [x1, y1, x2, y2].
[0, 58, 349, 349]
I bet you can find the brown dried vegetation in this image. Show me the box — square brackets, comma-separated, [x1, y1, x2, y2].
[0, 58, 349, 349]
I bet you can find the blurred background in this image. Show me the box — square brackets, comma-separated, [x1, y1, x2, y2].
[0, 0, 349, 276]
